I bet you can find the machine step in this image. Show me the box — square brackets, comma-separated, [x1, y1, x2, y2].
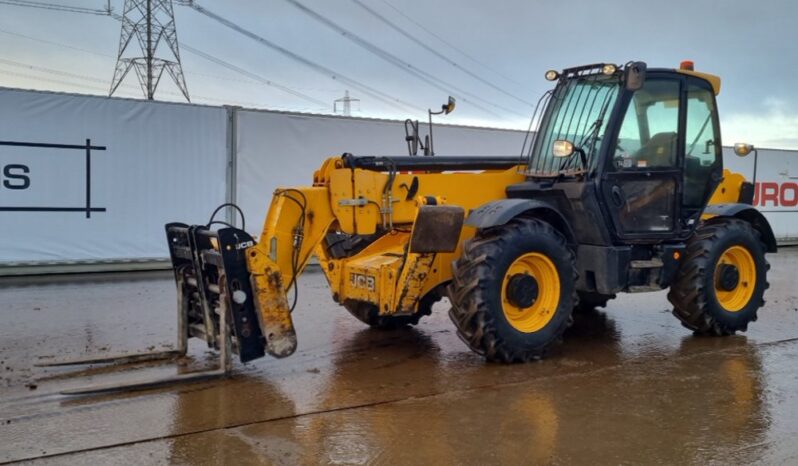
[630, 258, 664, 269]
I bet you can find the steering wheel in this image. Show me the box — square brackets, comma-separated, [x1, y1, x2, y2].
[613, 143, 629, 168]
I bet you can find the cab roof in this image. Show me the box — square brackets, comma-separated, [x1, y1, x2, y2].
[556, 62, 721, 96]
[676, 69, 721, 95]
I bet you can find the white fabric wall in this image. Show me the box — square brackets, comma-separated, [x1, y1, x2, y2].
[0, 88, 228, 263]
[724, 147, 798, 241]
[234, 109, 527, 235]
[2, 88, 797, 267]
[234, 109, 798, 243]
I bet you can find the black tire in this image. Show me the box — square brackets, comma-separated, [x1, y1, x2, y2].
[448, 218, 577, 362]
[575, 291, 616, 313]
[343, 288, 441, 329]
[668, 218, 769, 335]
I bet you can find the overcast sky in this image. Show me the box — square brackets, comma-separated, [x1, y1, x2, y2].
[1, 0, 797, 148]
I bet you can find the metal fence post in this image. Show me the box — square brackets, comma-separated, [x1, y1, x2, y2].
[224, 105, 241, 227]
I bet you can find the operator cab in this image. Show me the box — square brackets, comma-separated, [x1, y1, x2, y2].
[516, 61, 724, 244]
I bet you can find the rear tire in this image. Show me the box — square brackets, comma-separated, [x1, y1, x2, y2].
[448, 218, 576, 362]
[668, 218, 769, 335]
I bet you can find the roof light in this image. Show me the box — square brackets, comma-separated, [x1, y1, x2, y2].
[545, 70, 559, 81]
[602, 64, 617, 75]
[680, 60, 695, 71]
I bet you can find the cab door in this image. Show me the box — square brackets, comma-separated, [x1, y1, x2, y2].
[682, 78, 722, 221]
[600, 76, 684, 240]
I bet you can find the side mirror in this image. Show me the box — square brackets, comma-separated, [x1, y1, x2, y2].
[443, 96, 456, 114]
[734, 143, 754, 157]
[624, 61, 647, 91]
[552, 140, 575, 158]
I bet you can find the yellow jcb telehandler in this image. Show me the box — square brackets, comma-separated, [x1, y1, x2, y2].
[47, 61, 776, 394]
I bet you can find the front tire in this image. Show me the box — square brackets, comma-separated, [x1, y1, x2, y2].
[448, 218, 576, 362]
[668, 218, 769, 335]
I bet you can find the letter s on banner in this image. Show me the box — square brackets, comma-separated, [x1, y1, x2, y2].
[3, 164, 30, 190]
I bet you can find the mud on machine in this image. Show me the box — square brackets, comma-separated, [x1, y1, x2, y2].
[42, 61, 775, 394]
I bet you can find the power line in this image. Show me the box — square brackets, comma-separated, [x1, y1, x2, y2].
[3, 1, 191, 101]
[116, 8, 327, 105]
[0, 59, 324, 111]
[0, 57, 110, 84]
[0, 27, 113, 58]
[350, 0, 532, 107]
[379, 0, 527, 89]
[2, 0, 442, 115]
[0, 57, 181, 96]
[282, 0, 521, 119]
[0, 0, 110, 15]
[181, 44, 327, 108]
[185, 2, 424, 114]
[0, 69, 110, 93]
[0, 27, 325, 108]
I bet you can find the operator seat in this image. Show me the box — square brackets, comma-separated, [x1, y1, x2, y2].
[634, 131, 677, 167]
[621, 131, 678, 231]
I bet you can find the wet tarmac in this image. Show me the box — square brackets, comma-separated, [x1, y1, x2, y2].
[2, 248, 798, 465]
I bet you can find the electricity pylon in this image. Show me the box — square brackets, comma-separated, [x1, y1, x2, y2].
[334, 90, 360, 116]
[109, 0, 190, 101]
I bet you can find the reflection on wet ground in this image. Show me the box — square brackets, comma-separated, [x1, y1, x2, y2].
[1, 249, 798, 464]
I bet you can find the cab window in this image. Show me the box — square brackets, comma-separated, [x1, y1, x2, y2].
[614, 80, 680, 170]
[683, 84, 721, 207]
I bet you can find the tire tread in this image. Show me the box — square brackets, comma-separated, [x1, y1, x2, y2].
[448, 218, 577, 362]
[668, 218, 769, 335]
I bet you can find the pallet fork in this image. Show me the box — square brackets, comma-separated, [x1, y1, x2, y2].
[36, 223, 264, 395]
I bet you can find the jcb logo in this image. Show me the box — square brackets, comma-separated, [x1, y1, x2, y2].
[350, 273, 376, 291]
[235, 240, 254, 250]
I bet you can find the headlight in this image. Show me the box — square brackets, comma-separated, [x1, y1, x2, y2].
[602, 64, 617, 75]
[545, 70, 559, 81]
[733, 143, 754, 157]
[552, 140, 575, 158]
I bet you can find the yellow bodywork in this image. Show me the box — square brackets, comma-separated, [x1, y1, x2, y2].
[243, 154, 747, 349]
[702, 168, 747, 220]
[244, 157, 525, 342]
[708, 169, 746, 205]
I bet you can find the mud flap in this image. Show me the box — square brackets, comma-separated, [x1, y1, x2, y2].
[165, 223, 266, 363]
[392, 205, 465, 313]
[409, 205, 465, 253]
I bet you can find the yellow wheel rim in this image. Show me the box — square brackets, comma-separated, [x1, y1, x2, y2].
[501, 252, 560, 333]
[715, 245, 757, 312]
